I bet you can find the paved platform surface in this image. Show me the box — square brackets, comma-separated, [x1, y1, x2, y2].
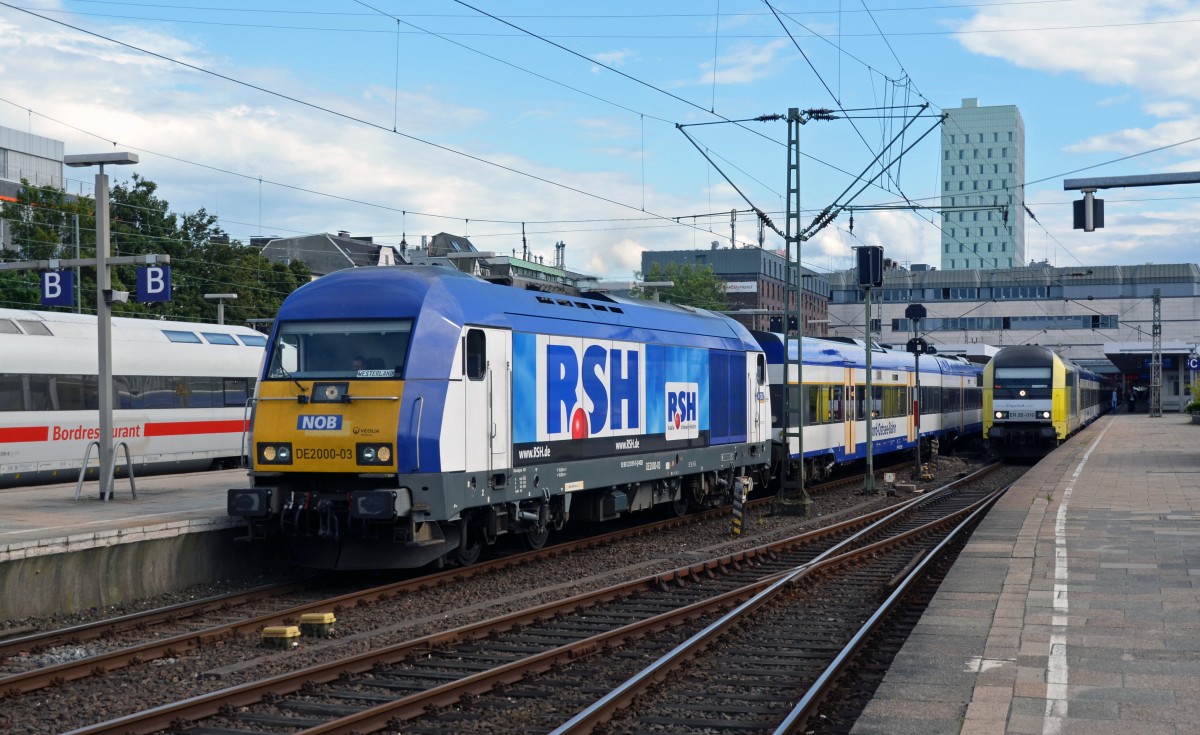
[854, 412, 1200, 735]
[0, 468, 247, 563]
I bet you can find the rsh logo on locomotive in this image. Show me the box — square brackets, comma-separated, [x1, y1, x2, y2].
[544, 341, 641, 440]
[664, 382, 699, 440]
[297, 415, 343, 431]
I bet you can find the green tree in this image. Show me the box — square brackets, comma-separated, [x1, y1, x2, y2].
[0, 174, 309, 322]
[639, 261, 729, 311]
[0, 179, 93, 309]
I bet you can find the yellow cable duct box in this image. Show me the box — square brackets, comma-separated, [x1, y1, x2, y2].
[300, 612, 337, 637]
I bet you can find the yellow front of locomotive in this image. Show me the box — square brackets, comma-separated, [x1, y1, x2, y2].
[251, 319, 410, 477]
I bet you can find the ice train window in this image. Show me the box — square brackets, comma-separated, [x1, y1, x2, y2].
[163, 330, 202, 344]
[17, 320, 51, 336]
[201, 332, 238, 345]
[266, 320, 413, 380]
[238, 334, 267, 346]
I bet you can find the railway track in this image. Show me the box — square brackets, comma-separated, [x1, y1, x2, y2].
[0, 459, 911, 698]
[56, 461, 1016, 735]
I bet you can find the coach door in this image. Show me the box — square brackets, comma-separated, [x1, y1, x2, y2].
[463, 328, 512, 475]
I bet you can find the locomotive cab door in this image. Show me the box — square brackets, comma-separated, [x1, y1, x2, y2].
[463, 328, 512, 475]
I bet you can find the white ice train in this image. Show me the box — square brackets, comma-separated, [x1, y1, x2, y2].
[0, 308, 266, 487]
[751, 333, 984, 480]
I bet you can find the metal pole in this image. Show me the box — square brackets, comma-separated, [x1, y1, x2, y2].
[864, 286, 874, 494]
[73, 213, 81, 314]
[217, 299, 225, 325]
[913, 351, 921, 478]
[95, 166, 114, 500]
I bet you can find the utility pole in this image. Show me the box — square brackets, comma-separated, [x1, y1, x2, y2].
[1150, 288, 1162, 417]
[857, 246, 884, 495]
[776, 108, 809, 516]
[905, 304, 929, 479]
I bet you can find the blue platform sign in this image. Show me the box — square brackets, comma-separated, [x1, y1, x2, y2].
[41, 270, 74, 306]
[1188, 356, 1199, 371]
[137, 265, 171, 302]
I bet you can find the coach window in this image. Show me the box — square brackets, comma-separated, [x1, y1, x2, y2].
[223, 378, 250, 407]
[184, 377, 216, 408]
[0, 374, 23, 410]
[465, 329, 486, 380]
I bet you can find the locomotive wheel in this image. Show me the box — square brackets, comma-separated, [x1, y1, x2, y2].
[671, 489, 690, 517]
[524, 525, 550, 550]
[454, 527, 484, 566]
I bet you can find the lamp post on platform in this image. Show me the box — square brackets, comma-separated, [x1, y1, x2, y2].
[64, 151, 139, 500]
[204, 293, 237, 325]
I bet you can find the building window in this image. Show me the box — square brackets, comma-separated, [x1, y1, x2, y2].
[987, 148, 993, 157]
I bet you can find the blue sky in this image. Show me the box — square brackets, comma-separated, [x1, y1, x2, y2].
[1, 1, 1198, 280]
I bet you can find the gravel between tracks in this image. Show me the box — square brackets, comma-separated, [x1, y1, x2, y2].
[0, 456, 987, 734]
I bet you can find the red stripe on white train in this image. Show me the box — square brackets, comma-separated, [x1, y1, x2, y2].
[0, 420, 249, 443]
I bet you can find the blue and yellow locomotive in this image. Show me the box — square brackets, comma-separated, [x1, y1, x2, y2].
[228, 266, 773, 569]
[983, 345, 1105, 458]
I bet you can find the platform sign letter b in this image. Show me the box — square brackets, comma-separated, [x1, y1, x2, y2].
[41, 270, 74, 306]
[138, 265, 171, 302]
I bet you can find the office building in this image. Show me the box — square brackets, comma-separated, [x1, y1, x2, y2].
[940, 98, 1025, 271]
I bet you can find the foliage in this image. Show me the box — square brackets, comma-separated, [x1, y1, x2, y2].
[637, 261, 729, 312]
[1186, 383, 1200, 413]
[0, 175, 310, 324]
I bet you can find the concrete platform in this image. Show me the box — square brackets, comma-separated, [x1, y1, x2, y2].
[855, 412, 1200, 735]
[0, 469, 288, 620]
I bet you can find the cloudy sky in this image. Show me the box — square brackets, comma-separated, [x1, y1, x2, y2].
[1, 0, 1198, 280]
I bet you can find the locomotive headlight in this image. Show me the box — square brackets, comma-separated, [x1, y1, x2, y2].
[356, 443, 393, 466]
[994, 411, 1006, 419]
[1042, 411, 1052, 419]
[1018, 389, 1027, 397]
[258, 443, 293, 465]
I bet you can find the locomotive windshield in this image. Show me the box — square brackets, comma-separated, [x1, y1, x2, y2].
[993, 366, 1052, 399]
[266, 320, 412, 380]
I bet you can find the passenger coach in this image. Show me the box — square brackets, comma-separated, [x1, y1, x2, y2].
[228, 266, 773, 570]
[752, 333, 983, 480]
[0, 308, 265, 487]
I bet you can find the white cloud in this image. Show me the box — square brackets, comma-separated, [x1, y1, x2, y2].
[694, 39, 791, 86]
[590, 48, 637, 70]
[954, 3, 1200, 100]
[0, 17, 734, 279]
[1064, 118, 1200, 155]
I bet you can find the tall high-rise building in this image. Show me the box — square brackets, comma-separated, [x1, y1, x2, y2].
[939, 98, 1024, 271]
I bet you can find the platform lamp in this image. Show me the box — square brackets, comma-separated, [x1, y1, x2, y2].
[64, 151, 139, 501]
[204, 293, 237, 325]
